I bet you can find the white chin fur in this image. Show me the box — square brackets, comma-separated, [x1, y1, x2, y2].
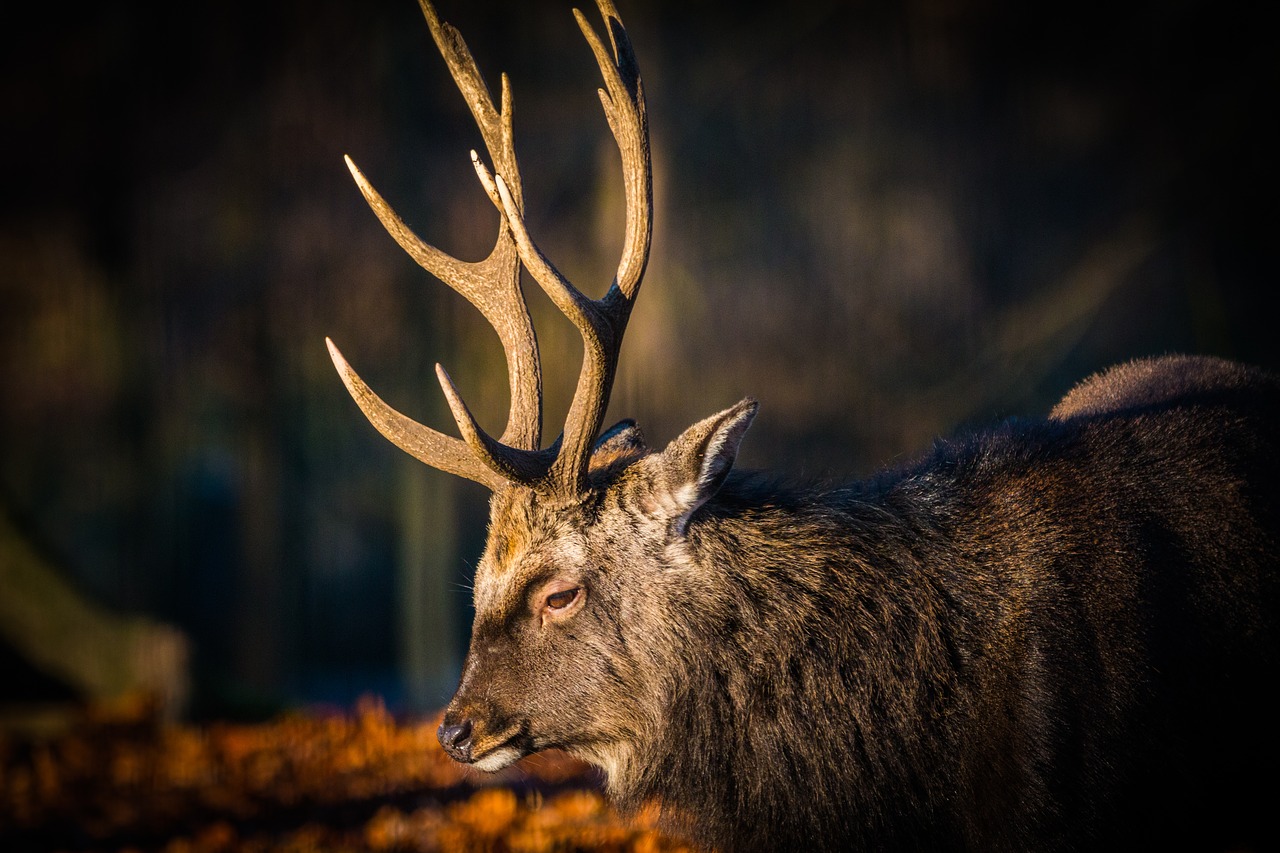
[471, 746, 522, 772]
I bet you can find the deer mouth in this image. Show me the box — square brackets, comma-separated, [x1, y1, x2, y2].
[468, 723, 533, 772]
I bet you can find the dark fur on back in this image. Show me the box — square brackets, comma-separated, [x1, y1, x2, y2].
[617, 355, 1280, 852]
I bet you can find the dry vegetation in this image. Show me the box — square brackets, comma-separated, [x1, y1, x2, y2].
[0, 696, 698, 853]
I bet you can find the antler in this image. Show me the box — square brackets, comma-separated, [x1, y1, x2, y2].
[327, 0, 651, 496]
[498, 0, 652, 494]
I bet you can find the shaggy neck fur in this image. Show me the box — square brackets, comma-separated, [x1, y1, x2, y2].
[619, 470, 980, 851]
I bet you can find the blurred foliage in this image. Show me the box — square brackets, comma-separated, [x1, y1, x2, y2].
[0, 0, 1276, 714]
[0, 695, 694, 851]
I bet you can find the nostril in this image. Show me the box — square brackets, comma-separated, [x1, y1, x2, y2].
[438, 719, 473, 752]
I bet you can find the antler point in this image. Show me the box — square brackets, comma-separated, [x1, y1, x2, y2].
[325, 336, 348, 368]
[344, 156, 372, 192]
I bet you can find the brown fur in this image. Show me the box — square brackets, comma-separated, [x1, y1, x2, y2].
[439, 354, 1280, 851]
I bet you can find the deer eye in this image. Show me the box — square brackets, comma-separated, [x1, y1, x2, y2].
[545, 587, 581, 611]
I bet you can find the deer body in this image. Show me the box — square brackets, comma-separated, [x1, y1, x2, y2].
[327, 2, 1280, 849]
[594, 355, 1279, 851]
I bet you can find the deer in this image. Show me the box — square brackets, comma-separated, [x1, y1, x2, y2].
[326, 1, 1280, 850]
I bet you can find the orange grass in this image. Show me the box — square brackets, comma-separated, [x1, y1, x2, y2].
[0, 696, 698, 852]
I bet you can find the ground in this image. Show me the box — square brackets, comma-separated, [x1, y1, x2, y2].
[0, 695, 697, 853]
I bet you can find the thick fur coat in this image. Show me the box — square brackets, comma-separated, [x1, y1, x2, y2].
[443, 354, 1279, 852]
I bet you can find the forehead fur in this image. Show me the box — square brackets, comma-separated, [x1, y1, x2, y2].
[474, 489, 583, 614]
[473, 442, 650, 613]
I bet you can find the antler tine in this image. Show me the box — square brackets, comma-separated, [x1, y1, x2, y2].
[492, 0, 652, 494]
[574, 0, 652, 303]
[434, 364, 560, 483]
[418, 0, 524, 213]
[330, 0, 557, 490]
[326, 338, 508, 491]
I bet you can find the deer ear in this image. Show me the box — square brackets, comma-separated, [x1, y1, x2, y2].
[594, 418, 647, 455]
[589, 418, 649, 476]
[655, 398, 758, 533]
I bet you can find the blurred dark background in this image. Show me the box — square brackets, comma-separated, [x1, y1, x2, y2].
[1, 0, 1275, 721]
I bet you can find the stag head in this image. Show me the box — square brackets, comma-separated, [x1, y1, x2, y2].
[327, 0, 756, 778]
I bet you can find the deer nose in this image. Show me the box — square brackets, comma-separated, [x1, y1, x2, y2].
[438, 718, 474, 761]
